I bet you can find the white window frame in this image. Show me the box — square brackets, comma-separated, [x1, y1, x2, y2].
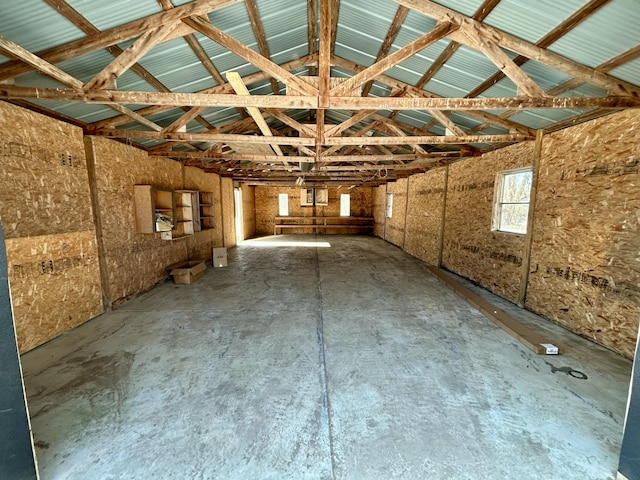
[386, 193, 393, 218]
[340, 194, 350, 217]
[492, 167, 533, 235]
[278, 193, 289, 216]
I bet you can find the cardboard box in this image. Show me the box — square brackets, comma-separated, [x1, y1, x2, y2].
[169, 261, 206, 284]
[212, 247, 228, 267]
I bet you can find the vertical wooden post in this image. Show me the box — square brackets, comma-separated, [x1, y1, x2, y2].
[437, 164, 449, 267]
[518, 129, 544, 307]
[84, 136, 111, 311]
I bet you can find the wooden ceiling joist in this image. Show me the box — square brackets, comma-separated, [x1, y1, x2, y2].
[4, 85, 637, 111]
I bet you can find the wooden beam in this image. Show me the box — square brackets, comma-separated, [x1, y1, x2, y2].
[414, 0, 501, 89]
[464, 0, 611, 100]
[462, 26, 546, 98]
[42, 0, 213, 130]
[0, 0, 243, 82]
[93, 55, 313, 129]
[325, 133, 533, 146]
[0, 34, 82, 88]
[226, 71, 286, 159]
[325, 110, 375, 137]
[183, 16, 318, 96]
[84, 23, 178, 91]
[331, 21, 459, 96]
[330, 0, 340, 53]
[330, 55, 536, 135]
[318, 0, 332, 108]
[0, 34, 163, 131]
[393, 0, 640, 98]
[3, 85, 638, 111]
[263, 109, 317, 138]
[244, 0, 281, 95]
[362, 5, 409, 97]
[307, 0, 318, 75]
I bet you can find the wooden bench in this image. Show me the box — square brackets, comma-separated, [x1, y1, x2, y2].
[274, 216, 374, 235]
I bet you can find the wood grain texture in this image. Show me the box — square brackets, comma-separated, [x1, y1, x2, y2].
[526, 109, 640, 358]
[90, 137, 187, 305]
[254, 186, 373, 236]
[404, 169, 446, 265]
[0, 102, 102, 353]
[442, 142, 534, 303]
[221, 177, 236, 247]
[241, 185, 256, 240]
[372, 185, 387, 238]
[384, 179, 408, 248]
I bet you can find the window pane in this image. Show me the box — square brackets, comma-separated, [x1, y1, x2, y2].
[278, 193, 288, 216]
[340, 194, 350, 217]
[501, 170, 532, 203]
[499, 203, 529, 234]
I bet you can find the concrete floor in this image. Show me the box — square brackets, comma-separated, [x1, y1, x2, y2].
[21, 235, 632, 479]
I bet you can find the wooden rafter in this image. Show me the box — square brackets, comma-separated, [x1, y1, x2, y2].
[183, 16, 318, 96]
[464, 0, 612, 100]
[330, 55, 536, 135]
[44, 0, 214, 130]
[226, 71, 286, 162]
[245, 0, 281, 95]
[362, 5, 409, 97]
[393, 0, 640, 98]
[331, 21, 459, 96]
[84, 23, 178, 91]
[0, 0, 243, 82]
[462, 26, 546, 98]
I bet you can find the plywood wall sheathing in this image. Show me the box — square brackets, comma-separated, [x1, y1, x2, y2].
[372, 185, 387, 238]
[0, 101, 103, 352]
[254, 186, 373, 236]
[404, 170, 447, 265]
[241, 185, 256, 240]
[221, 177, 236, 247]
[526, 110, 640, 358]
[384, 179, 408, 248]
[442, 142, 534, 303]
[90, 137, 187, 305]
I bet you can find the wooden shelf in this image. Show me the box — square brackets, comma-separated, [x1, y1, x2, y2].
[198, 191, 215, 230]
[134, 185, 175, 234]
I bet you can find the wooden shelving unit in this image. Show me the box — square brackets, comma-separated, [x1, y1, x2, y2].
[173, 190, 198, 239]
[133, 185, 175, 234]
[199, 191, 215, 230]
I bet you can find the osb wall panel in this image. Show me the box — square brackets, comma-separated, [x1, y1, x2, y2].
[384, 179, 408, 248]
[221, 177, 236, 247]
[184, 166, 221, 260]
[442, 142, 534, 303]
[241, 185, 256, 240]
[90, 137, 186, 305]
[0, 102, 94, 239]
[372, 185, 387, 238]
[0, 102, 102, 353]
[404, 170, 446, 265]
[526, 110, 640, 358]
[6, 232, 103, 353]
[254, 186, 373, 236]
